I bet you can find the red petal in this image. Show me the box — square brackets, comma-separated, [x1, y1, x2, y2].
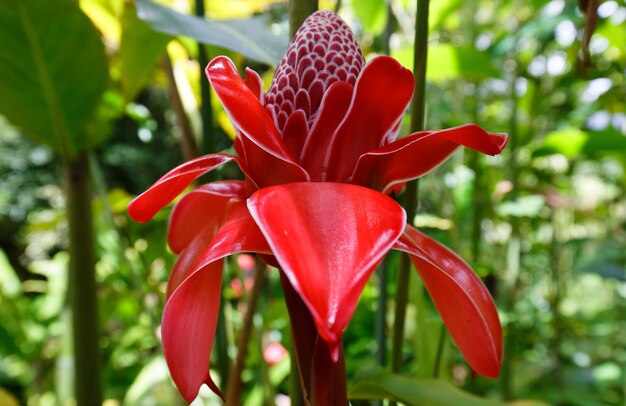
[393, 225, 503, 378]
[282, 109, 309, 158]
[162, 201, 272, 401]
[162, 258, 224, 402]
[299, 81, 354, 180]
[127, 153, 236, 222]
[167, 181, 245, 253]
[206, 56, 309, 186]
[167, 200, 272, 298]
[247, 182, 406, 345]
[352, 124, 508, 194]
[323, 56, 414, 182]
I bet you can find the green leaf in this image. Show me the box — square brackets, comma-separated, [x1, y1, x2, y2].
[0, 0, 109, 157]
[533, 128, 587, 158]
[349, 367, 504, 406]
[533, 127, 626, 158]
[350, 0, 389, 35]
[120, 2, 171, 100]
[135, 0, 288, 66]
[392, 44, 499, 81]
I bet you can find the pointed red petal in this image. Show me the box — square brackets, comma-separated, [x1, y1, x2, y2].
[206, 56, 309, 186]
[162, 201, 272, 401]
[299, 81, 354, 180]
[394, 225, 503, 378]
[352, 124, 508, 194]
[127, 153, 236, 222]
[323, 56, 414, 182]
[167, 181, 245, 253]
[247, 182, 406, 345]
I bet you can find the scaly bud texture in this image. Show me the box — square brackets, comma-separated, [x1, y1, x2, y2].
[265, 10, 365, 132]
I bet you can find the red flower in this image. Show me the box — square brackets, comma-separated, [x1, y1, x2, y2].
[128, 10, 506, 402]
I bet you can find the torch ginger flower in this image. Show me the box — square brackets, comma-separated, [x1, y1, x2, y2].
[128, 10, 506, 403]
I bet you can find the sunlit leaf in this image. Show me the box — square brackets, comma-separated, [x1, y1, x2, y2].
[0, 0, 109, 157]
[350, 0, 388, 35]
[120, 2, 171, 100]
[135, 0, 288, 66]
[392, 44, 499, 82]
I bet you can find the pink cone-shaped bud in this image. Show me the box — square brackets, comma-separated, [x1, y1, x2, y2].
[265, 10, 365, 132]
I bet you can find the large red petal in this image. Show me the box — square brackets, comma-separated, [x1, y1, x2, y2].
[162, 201, 272, 401]
[393, 225, 503, 378]
[127, 153, 237, 222]
[351, 124, 508, 194]
[206, 56, 309, 186]
[162, 259, 224, 402]
[323, 56, 414, 182]
[299, 81, 354, 180]
[247, 182, 406, 348]
[167, 181, 245, 253]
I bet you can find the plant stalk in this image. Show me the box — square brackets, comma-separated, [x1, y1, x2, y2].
[226, 261, 267, 404]
[289, 0, 318, 37]
[391, 0, 429, 382]
[64, 151, 102, 406]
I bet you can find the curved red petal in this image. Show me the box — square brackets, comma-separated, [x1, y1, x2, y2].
[127, 153, 236, 223]
[323, 56, 414, 182]
[247, 182, 406, 345]
[393, 225, 503, 378]
[167, 181, 245, 253]
[205, 56, 309, 186]
[299, 81, 354, 180]
[167, 200, 272, 299]
[352, 124, 508, 194]
[162, 201, 272, 401]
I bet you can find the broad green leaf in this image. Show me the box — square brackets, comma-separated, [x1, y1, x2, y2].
[0, 0, 109, 157]
[350, 0, 389, 35]
[393, 44, 499, 82]
[349, 367, 504, 406]
[120, 2, 171, 100]
[135, 0, 288, 66]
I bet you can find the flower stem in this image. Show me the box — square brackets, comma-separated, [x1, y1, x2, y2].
[64, 151, 102, 406]
[289, 0, 318, 37]
[391, 0, 430, 384]
[225, 260, 267, 404]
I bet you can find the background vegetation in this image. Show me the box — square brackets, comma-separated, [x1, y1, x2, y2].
[0, 0, 625, 404]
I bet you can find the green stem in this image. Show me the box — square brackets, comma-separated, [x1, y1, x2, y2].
[391, 0, 429, 381]
[65, 151, 102, 406]
[289, 0, 318, 37]
[226, 261, 267, 404]
[432, 324, 446, 378]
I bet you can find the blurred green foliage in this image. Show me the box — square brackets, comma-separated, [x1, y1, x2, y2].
[0, 0, 625, 404]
